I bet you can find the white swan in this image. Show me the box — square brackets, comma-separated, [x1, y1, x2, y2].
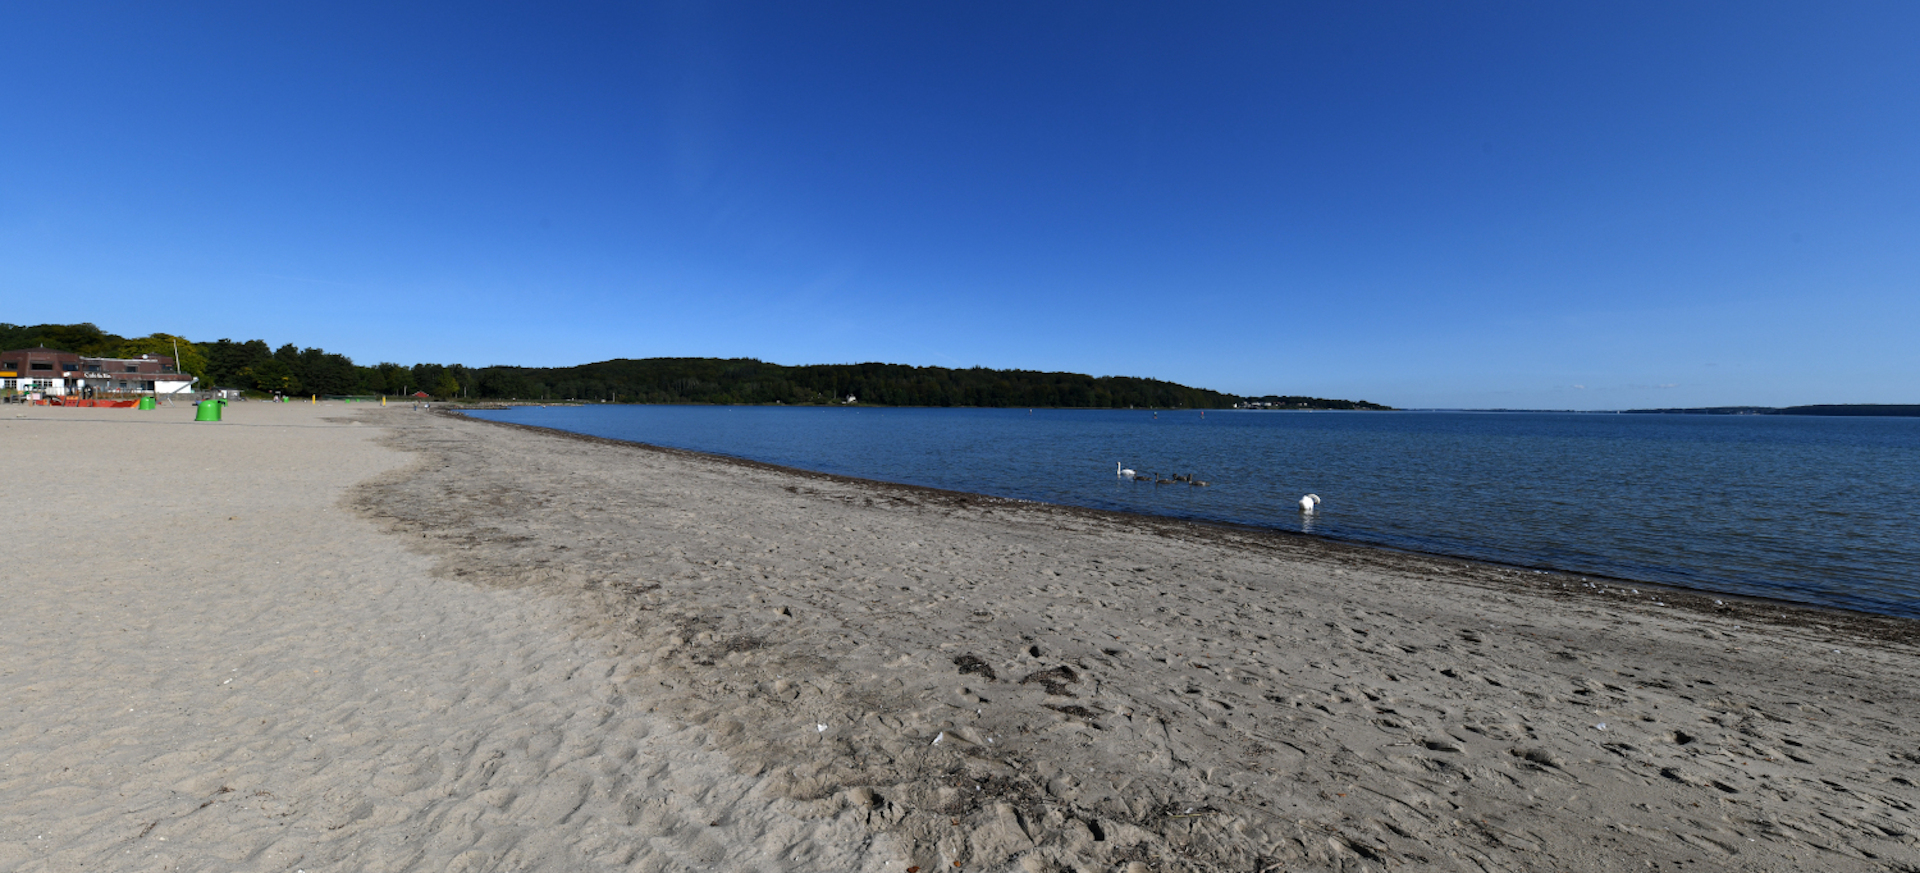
[1117, 462, 1138, 479]
[1299, 494, 1321, 513]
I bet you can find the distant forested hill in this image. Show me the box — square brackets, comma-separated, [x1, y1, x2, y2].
[2, 322, 1389, 409]
[483, 357, 1248, 408]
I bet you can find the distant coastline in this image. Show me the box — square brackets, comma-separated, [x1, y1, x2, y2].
[1623, 404, 1920, 417]
[1406, 405, 1920, 417]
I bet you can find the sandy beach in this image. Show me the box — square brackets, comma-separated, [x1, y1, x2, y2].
[5, 402, 1917, 872]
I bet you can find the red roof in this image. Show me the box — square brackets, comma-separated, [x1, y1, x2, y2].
[411, 391, 431, 398]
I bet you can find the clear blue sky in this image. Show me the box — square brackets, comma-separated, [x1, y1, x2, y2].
[4, 2, 1915, 409]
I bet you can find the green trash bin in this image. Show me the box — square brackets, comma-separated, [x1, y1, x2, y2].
[194, 398, 226, 422]
[137, 396, 156, 410]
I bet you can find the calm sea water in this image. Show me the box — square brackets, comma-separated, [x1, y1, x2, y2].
[468, 406, 1920, 618]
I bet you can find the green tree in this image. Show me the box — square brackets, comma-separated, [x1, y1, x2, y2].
[117, 333, 208, 383]
[412, 363, 444, 392]
[204, 339, 272, 388]
[245, 359, 300, 395]
[432, 371, 460, 398]
[34, 323, 121, 355]
[370, 362, 409, 394]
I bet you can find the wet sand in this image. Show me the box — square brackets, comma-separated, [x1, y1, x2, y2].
[4, 402, 1917, 872]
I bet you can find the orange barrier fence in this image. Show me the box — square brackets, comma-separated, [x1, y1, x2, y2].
[28, 398, 141, 408]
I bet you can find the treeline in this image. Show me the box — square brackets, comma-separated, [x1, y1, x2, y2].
[200, 338, 470, 398]
[502, 358, 1249, 408]
[2, 322, 1390, 410]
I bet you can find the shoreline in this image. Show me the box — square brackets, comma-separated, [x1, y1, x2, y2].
[368, 407, 1917, 871]
[460, 410, 1920, 646]
[8, 403, 1916, 871]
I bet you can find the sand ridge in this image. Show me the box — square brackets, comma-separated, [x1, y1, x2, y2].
[349, 407, 1920, 872]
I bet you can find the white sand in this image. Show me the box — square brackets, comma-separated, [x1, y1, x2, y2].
[0, 403, 891, 872]
[5, 402, 1918, 873]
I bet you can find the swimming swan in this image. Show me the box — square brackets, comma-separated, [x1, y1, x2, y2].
[1299, 494, 1321, 513]
[1117, 463, 1138, 479]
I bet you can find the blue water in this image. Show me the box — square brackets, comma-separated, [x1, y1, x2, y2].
[468, 406, 1920, 618]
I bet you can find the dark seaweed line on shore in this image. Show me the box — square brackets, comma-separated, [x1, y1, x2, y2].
[446, 409, 1920, 647]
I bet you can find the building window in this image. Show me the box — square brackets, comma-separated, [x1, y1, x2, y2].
[84, 364, 102, 373]
[2, 379, 14, 389]
[30, 362, 53, 371]
[124, 365, 139, 373]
